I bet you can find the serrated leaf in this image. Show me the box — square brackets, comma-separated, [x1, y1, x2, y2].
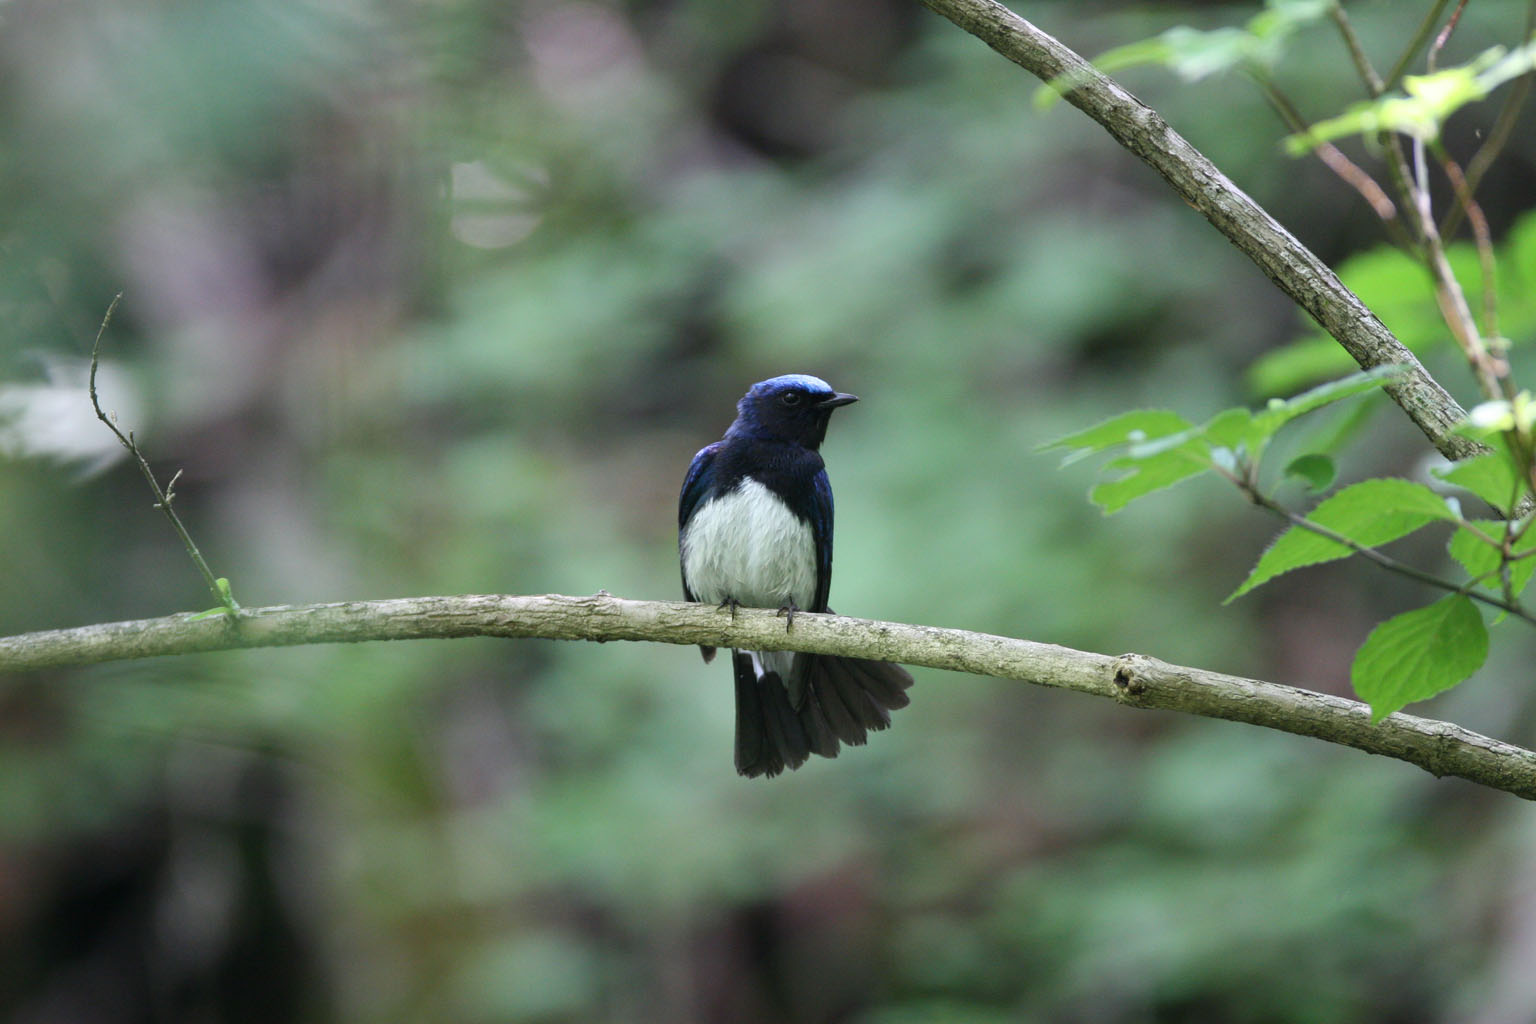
[1039, 409, 1193, 465]
[1250, 366, 1403, 437]
[1227, 479, 1459, 601]
[1123, 407, 1260, 462]
[1284, 453, 1336, 491]
[1201, 407, 1262, 451]
[1352, 596, 1488, 722]
[1090, 445, 1209, 514]
[1447, 520, 1536, 595]
[1433, 446, 1524, 515]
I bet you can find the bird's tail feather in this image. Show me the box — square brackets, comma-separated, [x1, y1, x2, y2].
[732, 651, 913, 778]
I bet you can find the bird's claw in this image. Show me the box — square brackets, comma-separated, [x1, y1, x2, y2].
[775, 601, 800, 631]
[718, 597, 741, 620]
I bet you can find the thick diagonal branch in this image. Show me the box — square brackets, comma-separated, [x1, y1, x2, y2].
[919, 0, 1482, 460]
[3, 593, 1534, 800]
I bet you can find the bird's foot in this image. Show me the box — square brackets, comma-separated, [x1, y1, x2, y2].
[717, 597, 742, 620]
[776, 600, 800, 631]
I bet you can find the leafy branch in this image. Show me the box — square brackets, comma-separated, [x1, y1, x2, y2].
[4, 592, 1536, 800]
[1043, 368, 1536, 720]
[88, 294, 240, 619]
[935, 0, 1533, 721]
[919, 0, 1483, 460]
[1304, 4, 1531, 403]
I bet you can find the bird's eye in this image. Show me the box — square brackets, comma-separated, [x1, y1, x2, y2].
[780, 392, 802, 407]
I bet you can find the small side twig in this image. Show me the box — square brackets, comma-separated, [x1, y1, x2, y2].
[1427, 0, 1471, 73]
[1409, 145, 1509, 403]
[1435, 147, 1502, 347]
[87, 294, 240, 618]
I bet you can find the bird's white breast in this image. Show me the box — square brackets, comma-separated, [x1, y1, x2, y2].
[682, 477, 816, 613]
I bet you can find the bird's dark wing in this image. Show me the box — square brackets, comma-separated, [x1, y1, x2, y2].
[680, 443, 721, 663]
[809, 466, 835, 613]
[678, 442, 720, 604]
[784, 466, 835, 709]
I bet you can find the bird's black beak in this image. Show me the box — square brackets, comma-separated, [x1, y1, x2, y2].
[820, 392, 859, 408]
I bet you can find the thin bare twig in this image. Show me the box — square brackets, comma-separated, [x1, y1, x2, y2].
[1428, 0, 1471, 72]
[1435, 147, 1502, 347]
[1408, 142, 1510, 403]
[88, 294, 239, 617]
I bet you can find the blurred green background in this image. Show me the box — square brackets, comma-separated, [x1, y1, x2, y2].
[2, 0, 1535, 1021]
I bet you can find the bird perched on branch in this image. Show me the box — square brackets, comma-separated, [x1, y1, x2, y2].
[679, 374, 914, 777]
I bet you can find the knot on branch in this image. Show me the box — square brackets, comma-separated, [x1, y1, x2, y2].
[1112, 653, 1156, 700]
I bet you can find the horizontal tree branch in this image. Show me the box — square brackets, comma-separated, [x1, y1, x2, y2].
[3, 593, 1534, 800]
[919, 0, 1483, 461]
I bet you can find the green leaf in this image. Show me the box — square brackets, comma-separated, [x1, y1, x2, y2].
[1433, 445, 1524, 515]
[1039, 410, 1193, 465]
[1351, 596, 1488, 722]
[1090, 445, 1210, 514]
[1447, 520, 1536, 596]
[1284, 453, 1336, 491]
[1200, 406, 1262, 451]
[1250, 365, 1403, 438]
[1247, 0, 1332, 38]
[1285, 40, 1536, 152]
[1034, 0, 1329, 108]
[1227, 479, 1459, 601]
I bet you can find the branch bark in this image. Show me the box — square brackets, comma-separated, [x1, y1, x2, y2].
[919, 0, 1483, 461]
[4, 593, 1535, 800]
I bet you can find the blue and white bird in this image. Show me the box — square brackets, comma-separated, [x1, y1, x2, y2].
[679, 374, 914, 777]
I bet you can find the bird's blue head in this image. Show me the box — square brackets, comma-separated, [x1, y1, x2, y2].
[728, 374, 859, 449]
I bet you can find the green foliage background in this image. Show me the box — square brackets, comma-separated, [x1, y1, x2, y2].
[1, 0, 1535, 1021]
